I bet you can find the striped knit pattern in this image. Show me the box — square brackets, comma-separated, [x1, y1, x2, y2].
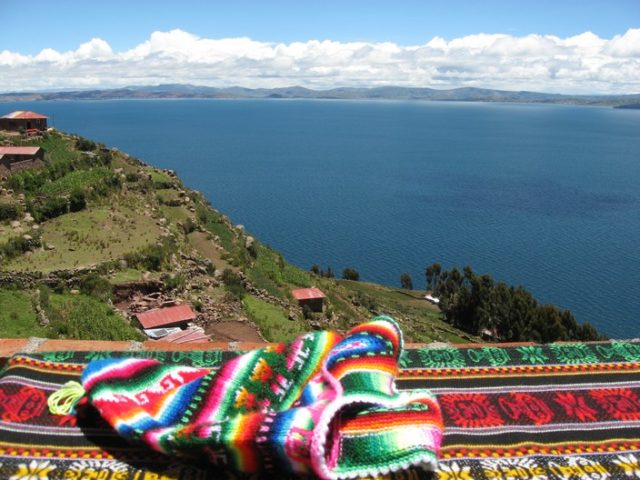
[80, 316, 443, 479]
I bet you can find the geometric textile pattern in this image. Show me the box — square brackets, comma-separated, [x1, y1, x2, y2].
[1, 337, 640, 479]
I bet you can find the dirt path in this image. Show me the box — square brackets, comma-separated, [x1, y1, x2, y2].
[206, 321, 263, 342]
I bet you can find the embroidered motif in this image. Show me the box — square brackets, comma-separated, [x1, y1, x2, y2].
[550, 343, 598, 364]
[590, 388, 640, 421]
[499, 392, 553, 425]
[441, 393, 504, 428]
[418, 347, 466, 369]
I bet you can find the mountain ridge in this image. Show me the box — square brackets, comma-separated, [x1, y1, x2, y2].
[1, 85, 639, 107]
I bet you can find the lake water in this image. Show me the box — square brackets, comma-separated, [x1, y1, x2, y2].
[3, 99, 639, 338]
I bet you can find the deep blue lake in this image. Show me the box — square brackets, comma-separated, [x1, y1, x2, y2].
[3, 99, 639, 338]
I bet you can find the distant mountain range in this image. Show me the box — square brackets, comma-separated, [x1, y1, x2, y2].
[1, 84, 639, 107]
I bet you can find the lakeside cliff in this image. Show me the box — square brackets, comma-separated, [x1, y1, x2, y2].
[0, 129, 469, 344]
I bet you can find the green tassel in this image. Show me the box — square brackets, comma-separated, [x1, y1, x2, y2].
[48, 381, 85, 415]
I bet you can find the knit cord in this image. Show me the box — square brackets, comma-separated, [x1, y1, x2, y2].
[48, 381, 86, 415]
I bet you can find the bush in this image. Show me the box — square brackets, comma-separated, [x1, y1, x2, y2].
[124, 238, 176, 272]
[125, 172, 140, 182]
[0, 232, 41, 261]
[221, 268, 245, 299]
[161, 273, 186, 291]
[0, 202, 21, 221]
[69, 189, 87, 212]
[342, 268, 360, 281]
[36, 196, 68, 221]
[77, 273, 113, 301]
[76, 137, 97, 151]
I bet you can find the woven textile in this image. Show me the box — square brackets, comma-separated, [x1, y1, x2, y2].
[1, 338, 640, 479]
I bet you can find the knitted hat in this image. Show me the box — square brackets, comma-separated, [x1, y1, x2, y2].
[49, 316, 443, 479]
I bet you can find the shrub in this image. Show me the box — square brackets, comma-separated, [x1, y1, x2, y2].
[76, 137, 97, 151]
[342, 268, 360, 281]
[37, 196, 68, 221]
[161, 273, 186, 291]
[77, 273, 113, 301]
[69, 189, 87, 212]
[0, 202, 21, 221]
[0, 232, 41, 261]
[221, 268, 245, 299]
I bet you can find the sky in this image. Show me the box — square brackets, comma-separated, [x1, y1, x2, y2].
[0, 0, 638, 94]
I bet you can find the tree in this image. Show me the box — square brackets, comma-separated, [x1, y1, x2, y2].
[310, 264, 320, 275]
[400, 272, 413, 290]
[342, 268, 360, 281]
[425, 262, 442, 290]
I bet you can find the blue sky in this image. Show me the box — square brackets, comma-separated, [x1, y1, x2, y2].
[0, 0, 638, 93]
[1, 0, 637, 53]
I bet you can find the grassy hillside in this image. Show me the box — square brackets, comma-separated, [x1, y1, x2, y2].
[0, 129, 476, 344]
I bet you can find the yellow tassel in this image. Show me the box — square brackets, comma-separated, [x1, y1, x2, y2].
[48, 381, 85, 415]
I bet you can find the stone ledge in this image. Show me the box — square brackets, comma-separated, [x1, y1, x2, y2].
[0, 338, 540, 361]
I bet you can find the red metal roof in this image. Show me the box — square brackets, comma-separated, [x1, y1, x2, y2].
[1, 111, 48, 120]
[291, 287, 326, 301]
[135, 304, 196, 329]
[0, 146, 41, 155]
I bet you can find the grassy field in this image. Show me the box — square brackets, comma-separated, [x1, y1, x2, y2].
[243, 295, 308, 343]
[40, 167, 113, 196]
[322, 279, 472, 343]
[21, 132, 80, 164]
[0, 289, 46, 337]
[3, 203, 162, 272]
[46, 292, 144, 341]
[159, 205, 191, 225]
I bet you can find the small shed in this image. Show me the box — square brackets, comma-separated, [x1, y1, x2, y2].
[0, 146, 46, 178]
[291, 287, 326, 313]
[0, 111, 48, 132]
[135, 304, 197, 330]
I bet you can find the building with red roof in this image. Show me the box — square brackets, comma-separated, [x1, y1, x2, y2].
[0, 146, 45, 178]
[135, 304, 197, 330]
[0, 111, 48, 132]
[291, 287, 326, 312]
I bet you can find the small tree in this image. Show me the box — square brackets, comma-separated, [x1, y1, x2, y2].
[342, 268, 360, 281]
[310, 264, 320, 275]
[400, 272, 413, 290]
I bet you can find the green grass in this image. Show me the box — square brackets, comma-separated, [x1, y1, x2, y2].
[109, 268, 144, 283]
[156, 188, 182, 205]
[0, 289, 47, 337]
[3, 203, 162, 272]
[22, 132, 80, 164]
[148, 169, 173, 183]
[46, 293, 144, 341]
[246, 245, 312, 299]
[159, 205, 191, 225]
[243, 295, 308, 343]
[40, 168, 113, 196]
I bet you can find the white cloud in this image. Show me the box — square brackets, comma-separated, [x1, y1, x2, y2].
[1, 28, 639, 94]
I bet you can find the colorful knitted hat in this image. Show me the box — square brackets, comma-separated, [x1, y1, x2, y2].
[49, 316, 443, 479]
